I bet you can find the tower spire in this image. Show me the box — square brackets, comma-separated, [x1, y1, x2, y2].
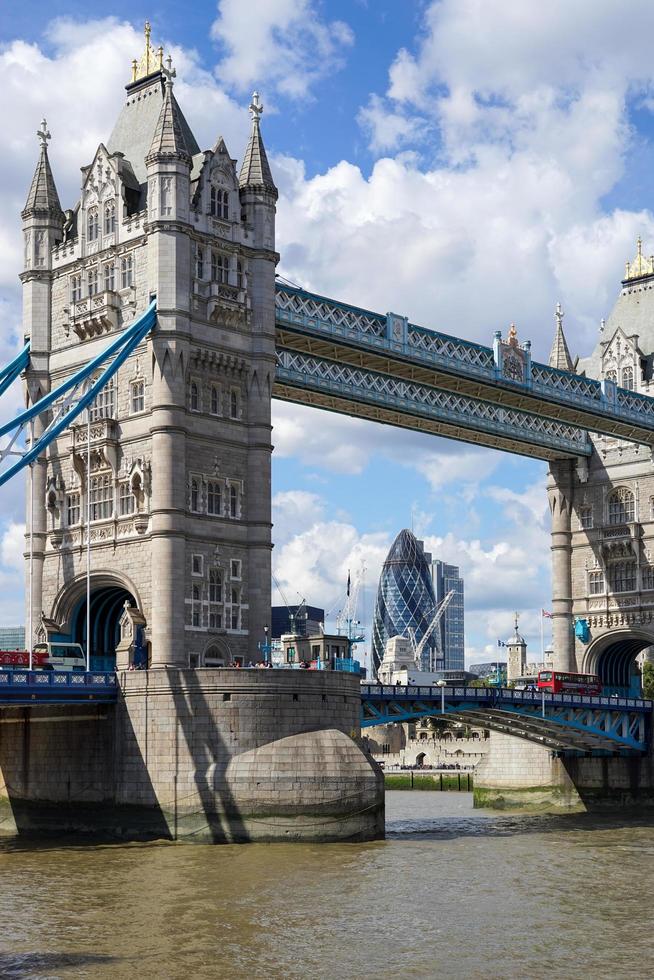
[22, 119, 62, 218]
[239, 92, 277, 196]
[146, 63, 191, 163]
[548, 302, 574, 373]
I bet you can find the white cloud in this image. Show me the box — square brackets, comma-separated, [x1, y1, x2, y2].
[212, 0, 354, 99]
[1, 522, 25, 572]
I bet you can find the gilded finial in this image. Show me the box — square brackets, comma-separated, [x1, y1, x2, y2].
[249, 91, 264, 124]
[131, 20, 167, 84]
[37, 118, 51, 149]
[624, 237, 654, 281]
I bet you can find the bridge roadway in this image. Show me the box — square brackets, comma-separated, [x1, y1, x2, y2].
[361, 683, 652, 755]
[0, 671, 650, 756]
[274, 283, 654, 457]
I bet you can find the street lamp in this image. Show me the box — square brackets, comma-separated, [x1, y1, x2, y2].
[437, 678, 447, 715]
[263, 624, 269, 664]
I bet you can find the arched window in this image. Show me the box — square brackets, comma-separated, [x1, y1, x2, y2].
[195, 245, 204, 279]
[230, 485, 238, 518]
[190, 479, 200, 512]
[89, 377, 115, 421]
[104, 262, 115, 292]
[609, 560, 637, 593]
[204, 644, 225, 665]
[192, 585, 201, 627]
[211, 252, 229, 284]
[90, 473, 112, 521]
[237, 260, 244, 289]
[120, 254, 133, 288]
[210, 385, 220, 415]
[622, 366, 634, 390]
[190, 381, 200, 412]
[230, 390, 239, 419]
[207, 481, 222, 516]
[605, 368, 617, 383]
[87, 207, 99, 241]
[608, 487, 635, 525]
[87, 267, 99, 297]
[588, 570, 604, 595]
[209, 569, 222, 603]
[104, 201, 116, 235]
[210, 186, 229, 220]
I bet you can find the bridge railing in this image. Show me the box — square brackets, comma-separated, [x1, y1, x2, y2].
[360, 684, 653, 712]
[0, 670, 117, 692]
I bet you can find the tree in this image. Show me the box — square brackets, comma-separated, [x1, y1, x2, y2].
[642, 662, 654, 699]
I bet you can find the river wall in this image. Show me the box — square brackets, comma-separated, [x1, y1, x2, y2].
[474, 731, 654, 810]
[0, 669, 384, 843]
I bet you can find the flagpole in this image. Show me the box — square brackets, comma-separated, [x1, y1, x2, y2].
[540, 609, 544, 663]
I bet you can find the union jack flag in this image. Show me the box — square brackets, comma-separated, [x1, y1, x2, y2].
[541, 609, 552, 618]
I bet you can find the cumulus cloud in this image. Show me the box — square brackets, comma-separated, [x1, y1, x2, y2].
[1, 522, 25, 572]
[211, 0, 354, 99]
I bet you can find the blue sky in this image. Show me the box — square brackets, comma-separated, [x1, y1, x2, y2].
[3, 1, 654, 668]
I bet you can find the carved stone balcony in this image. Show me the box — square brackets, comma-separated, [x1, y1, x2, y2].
[70, 290, 120, 340]
[601, 522, 642, 559]
[69, 417, 119, 472]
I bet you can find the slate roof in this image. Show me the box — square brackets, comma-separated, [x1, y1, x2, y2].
[147, 81, 192, 162]
[239, 118, 277, 194]
[23, 146, 62, 217]
[549, 316, 574, 372]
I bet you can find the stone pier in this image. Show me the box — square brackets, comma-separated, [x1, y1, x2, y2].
[0, 669, 384, 843]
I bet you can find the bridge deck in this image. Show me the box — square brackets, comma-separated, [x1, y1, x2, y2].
[360, 684, 652, 754]
[0, 670, 118, 705]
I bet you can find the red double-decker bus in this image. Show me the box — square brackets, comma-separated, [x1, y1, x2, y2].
[537, 670, 602, 695]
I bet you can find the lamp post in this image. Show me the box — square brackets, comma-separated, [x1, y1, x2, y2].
[437, 678, 447, 715]
[264, 624, 269, 664]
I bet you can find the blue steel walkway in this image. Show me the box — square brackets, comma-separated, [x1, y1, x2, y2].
[0, 670, 117, 705]
[361, 683, 652, 755]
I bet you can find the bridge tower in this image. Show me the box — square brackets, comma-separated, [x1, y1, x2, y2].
[549, 250, 654, 691]
[21, 25, 276, 667]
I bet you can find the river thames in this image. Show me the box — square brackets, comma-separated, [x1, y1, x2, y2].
[1, 792, 653, 979]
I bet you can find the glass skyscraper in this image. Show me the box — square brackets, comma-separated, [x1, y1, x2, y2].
[431, 560, 465, 671]
[371, 529, 436, 675]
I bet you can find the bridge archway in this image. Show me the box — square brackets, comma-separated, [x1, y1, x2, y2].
[50, 573, 144, 667]
[582, 629, 654, 695]
[202, 639, 231, 667]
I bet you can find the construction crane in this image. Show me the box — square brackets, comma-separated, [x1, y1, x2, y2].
[336, 562, 366, 654]
[272, 571, 306, 635]
[409, 590, 456, 670]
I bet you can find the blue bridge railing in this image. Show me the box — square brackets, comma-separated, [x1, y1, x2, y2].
[0, 670, 118, 704]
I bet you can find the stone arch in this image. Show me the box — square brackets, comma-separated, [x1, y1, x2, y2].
[202, 637, 231, 667]
[415, 751, 426, 768]
[582, 627, 654, 694]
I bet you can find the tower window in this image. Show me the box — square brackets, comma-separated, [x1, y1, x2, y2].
[87, 267, 99, 297]
[87, 208, 99, 242]
[190, 479, 200, 513]
[207, 481, 222, 516]
[622, 366, 634, 390]
[229, 485, 238, 518]
[192, 554, 203, 576]
[195, 245, 204, 280]
[71, 274, 82, 303]
[211, 252, 229, 284]
[231, 559, 241, 580]
[104, 262, 115, 292]
[237, 260, 244, 289]
[190, 381, 200, 412]
[643, 566, 654, 591]
[118, 481, 135, 516]
[89, 377, 115, 421]
[588, 570, 604, 595]
[609, 560, 636, 593]
[131, 380, 145, 414]
[209, 568, 223, 603]
[210, 385, 220, 416]
[210, 186, 229, 220]
[104, 201, 116, 235]
[90, 474, 113, 521]
[579, 506, 593, 530]
[66, 493, 80, 526]
[192, 585, 201, 627]
[120, 254, 133, 289]
[608, 487, 635, 525]
[230, 390, 239, 419]
[605, 369, 617, 383]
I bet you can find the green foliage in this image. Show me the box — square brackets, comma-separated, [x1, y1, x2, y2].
[642, 662, 654, 699]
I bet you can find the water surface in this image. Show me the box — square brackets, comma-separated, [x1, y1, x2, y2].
[1, 793, 653, 979]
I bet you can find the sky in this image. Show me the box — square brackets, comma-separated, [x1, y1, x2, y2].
[2, 1, 654, 668]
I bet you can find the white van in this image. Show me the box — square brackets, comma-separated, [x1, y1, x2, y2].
[34, 642, 87, 672]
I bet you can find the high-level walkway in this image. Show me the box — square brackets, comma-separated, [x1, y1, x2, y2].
[274, 283, 654, 458]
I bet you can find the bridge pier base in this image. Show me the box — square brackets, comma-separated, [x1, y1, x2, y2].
[474, 732, 654, 811]
[0, 670, 384, 843]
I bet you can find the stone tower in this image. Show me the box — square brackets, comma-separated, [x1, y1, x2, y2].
[505, 613, 527, 682]
[21, 25, 276, 668]
[548, 244, 654, 692]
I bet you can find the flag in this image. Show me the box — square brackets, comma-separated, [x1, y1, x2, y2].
[541, 609, 552, 619]
[497, 639, 506, 648]
[346, 571, 351, 597]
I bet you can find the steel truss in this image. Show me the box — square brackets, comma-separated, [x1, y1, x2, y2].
[275, 348, 591, 460]
[360, 684, 651, 754]
[0, 300, 156, 487]
[275, 283, 654, 445]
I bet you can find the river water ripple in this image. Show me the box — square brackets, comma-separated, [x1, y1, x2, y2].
[1, 792, 653, 980]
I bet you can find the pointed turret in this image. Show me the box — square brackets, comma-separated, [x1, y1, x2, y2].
[146, 69, 191, 164]
[238, 93, 277, 197]
[549, 303, 574, 373]
[22, 119, 63, 219]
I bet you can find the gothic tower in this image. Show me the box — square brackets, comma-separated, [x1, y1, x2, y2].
[548, 244, 654, 692]
[21, 25, 276, 667]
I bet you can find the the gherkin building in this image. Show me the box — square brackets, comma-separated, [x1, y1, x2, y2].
[371, 529, 436, 675]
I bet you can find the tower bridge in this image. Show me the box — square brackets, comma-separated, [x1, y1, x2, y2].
[5, 23, 654, 839]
